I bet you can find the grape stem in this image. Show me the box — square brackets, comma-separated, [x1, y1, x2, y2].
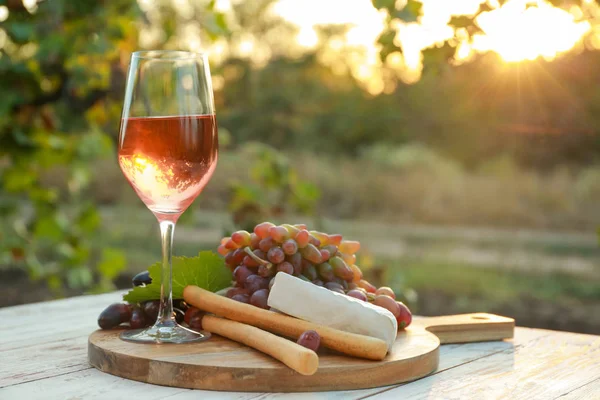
[243, 246, 272, 267]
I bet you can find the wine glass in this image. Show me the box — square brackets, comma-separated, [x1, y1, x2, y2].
[117, 50, 218, 343]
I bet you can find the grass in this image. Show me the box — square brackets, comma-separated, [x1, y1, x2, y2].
[383, 259, 600, 304]
[88, 146, 600, 231]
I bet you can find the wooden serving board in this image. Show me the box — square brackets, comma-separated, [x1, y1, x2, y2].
[88, 313, 514, 392]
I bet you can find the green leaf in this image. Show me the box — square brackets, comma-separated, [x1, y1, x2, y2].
[394, 0, 423, 22]
[372, 0, 395, 11]
[449, 16, 475, 29]
[123, 251, 232, 304]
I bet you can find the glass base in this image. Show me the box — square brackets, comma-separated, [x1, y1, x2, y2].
[120, 323, 211, 344]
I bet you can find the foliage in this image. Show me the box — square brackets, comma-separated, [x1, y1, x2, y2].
[0, 0, 227, 295]
[227, 143, 320, 232]
[0, 0, 140, 293]
[123, 251, 231, 303]
[373, 0, 600, 65]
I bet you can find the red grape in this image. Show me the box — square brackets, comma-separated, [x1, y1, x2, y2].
[297, 330, 320, 352]
[217, 244, 229, 256]
[250, 233, 261, 249]
[294, 223, 308, 230]
[129, 306, 148, 329]
[347, 289, 367, 301]
[396, 302, 412, 329]
[373, 295, 400, 318]
[224, 238, 238, 250]
[226, 287, 250, 298]
[277, 261, 294, 275]
[375, 286, 396, 299]
[358, 279, 377, 293]
[295, 230, 310, 248]
[250, 288, 269, 309]
[231, 293, 250, 303]
[257, 264, 275, 278]
[233, 265, 253, 284]
[312, 279, 324, 287]
[98, 303, 132, 329]
[282, 239, 298, 255]
[330, 256, 354, 281]
[225, 248, 245, 267]
[267, 247, 285, 264]
[188, 314, 204, 331]
[328, 234, 343, 246]
[184, 307, 204, 325]
[325, 281, 344, 292]
[300, 244, 322, 264]
[143, 300, 159, 321]
[269, 226, 290, 242]
[258, 237, 276, 252]
[319, 249, 331, 262]
[254, 222, 275, 239]
[245, 274, 269, 293]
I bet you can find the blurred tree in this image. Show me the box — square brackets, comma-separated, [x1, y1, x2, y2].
[0, 0, 227, 294]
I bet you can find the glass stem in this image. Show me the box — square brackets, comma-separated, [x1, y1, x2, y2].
[156, 218, 177, 327]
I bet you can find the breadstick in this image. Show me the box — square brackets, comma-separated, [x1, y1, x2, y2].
[183, 285, 388, 360]
[202, 315, 318, 375]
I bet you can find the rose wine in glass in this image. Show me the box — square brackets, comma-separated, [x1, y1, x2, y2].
[118, 51, 218, 344]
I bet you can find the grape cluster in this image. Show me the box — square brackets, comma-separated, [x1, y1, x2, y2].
[218, 222, 412, 329]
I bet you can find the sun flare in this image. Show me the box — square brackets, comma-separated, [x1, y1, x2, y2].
[271, 0, 595, 90]
[473, 0, 591, 62]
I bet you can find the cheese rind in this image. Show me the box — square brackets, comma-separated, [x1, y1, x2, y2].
[267, 272, 397, 350]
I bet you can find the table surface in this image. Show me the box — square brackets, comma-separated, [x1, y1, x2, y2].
[1, 292, 599, 400]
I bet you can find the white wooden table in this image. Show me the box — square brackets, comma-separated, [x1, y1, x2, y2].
[1, 292, 599, 399]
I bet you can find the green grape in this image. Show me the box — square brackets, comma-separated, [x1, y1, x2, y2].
[302, 262, 318, 281]
[339, 240, 360, 254]
[339, 252, 356, 266]
[287, 252, 303, 275]
[309, 231, 330, 246]
[322, 245, 339, 256]
[282, 224, 301, 236]
[317, 262, 335, 281]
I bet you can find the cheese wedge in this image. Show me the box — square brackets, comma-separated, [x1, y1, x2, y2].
[267, 272, 397, 350]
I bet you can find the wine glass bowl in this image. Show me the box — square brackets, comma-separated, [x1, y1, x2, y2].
[117, 51, 218, 343]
